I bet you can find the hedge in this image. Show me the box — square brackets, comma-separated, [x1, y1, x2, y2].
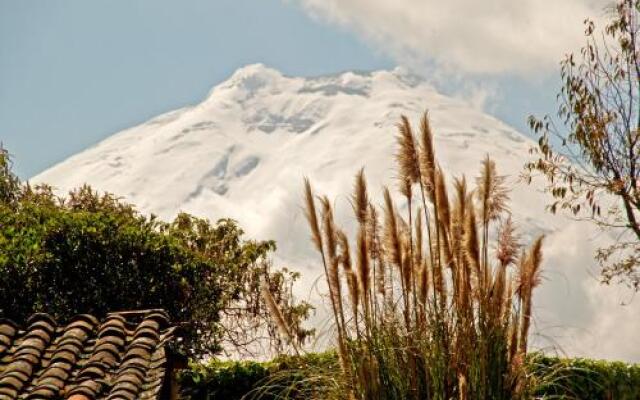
[178, 352, 338, 399]
[178, 352, 640, 400]
[529, 355, 640, 399]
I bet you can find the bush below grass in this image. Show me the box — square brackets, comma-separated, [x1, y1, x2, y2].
[177, 352, 338, 399]
[529, 355, 640, 400]
[178, 352, 640, 400]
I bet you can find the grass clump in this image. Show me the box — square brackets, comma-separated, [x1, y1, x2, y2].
[301, 111, 545, 400]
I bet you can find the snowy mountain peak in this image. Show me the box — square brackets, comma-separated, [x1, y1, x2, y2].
[208, 64, 430, 106]
[31, 65, 640, 361]
[229, 62, 281, 80]
[214, 63, 284, 96]
[29, 63, 544, 239]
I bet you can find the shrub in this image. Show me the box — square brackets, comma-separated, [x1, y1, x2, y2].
[178, 352, 338, 400]
[529, 354, 640, 400]
[180, 359, 271, 399]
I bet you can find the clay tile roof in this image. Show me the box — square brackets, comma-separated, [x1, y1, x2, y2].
[0, 309, 175, 400]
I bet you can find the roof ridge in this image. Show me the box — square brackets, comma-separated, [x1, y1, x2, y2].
[1, 309, 171, 331]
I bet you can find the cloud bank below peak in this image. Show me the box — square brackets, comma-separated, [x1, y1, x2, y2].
[294, 0, 609, 76]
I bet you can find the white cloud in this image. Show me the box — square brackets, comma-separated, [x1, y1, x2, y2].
[294, 0, 609, 76]
[531, 221, 640, 361]
[452, 81, 500, 111]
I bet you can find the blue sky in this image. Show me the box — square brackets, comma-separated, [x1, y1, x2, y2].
[1, 0, 598, 178]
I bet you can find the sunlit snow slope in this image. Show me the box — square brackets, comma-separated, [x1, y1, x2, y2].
[33, 64, 640, 361]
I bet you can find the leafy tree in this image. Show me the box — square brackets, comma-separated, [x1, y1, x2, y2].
[0, 149, 313, 358]
[0, 147, 20, 204]
[526, 0, 640, 289]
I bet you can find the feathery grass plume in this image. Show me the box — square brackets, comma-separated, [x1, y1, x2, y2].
[451, 177, 469, 238]
[396, 118, 422, 327]
[320, 197, 338, 276]
[352, 168, 369, 225]
[320, 196, 346, 330]
[401, 233, 413, 294]
[476, 155, 510, 291]
[509, 311, 520, 364]
[418, 111, 436, 196]
[304, 180, 348, 372]
[415, 213, 426, 323]
[319, 196, 351, 381]
[464, 201, 482, 293]
[320, 196, 338, 268]
[430, 227, 446, 301]
[399, 176, 412, 200]
[452, 178, 471, 309]
[491, 217, 519, 317]
[337, 229, 360, 329]
[397, 214, 413, 326]
[476, 155, 510, 223]
[518, 235, 544, 356]
[367, 203, 382, 261]
[356, 225, 371, 319]
[416, 209, 428, 324]
[397, 115, 421, 185]
[502, 278, 514, 323]
[435, 167, 451, 232]
[452, 177, 468, 222]
[417, 111, 437, 303]
[490, 263, 508, 320]
[435, 167, 455, 284]
[346, 267, 360, 327]
[367, 204, 386, 296]
[261, 278, 300, 355]
[514, 250, 527, 299]
[496, 217, 520, 268]
[303, 178, 323, 252]
[528, 236, 544, 288]
[383, 187, 402, 269]
[414, 208, 423, 268]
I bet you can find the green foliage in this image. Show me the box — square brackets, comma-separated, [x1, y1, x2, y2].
[528, 354, 640, 400]
[181, 359, 271, 399]
[178, 352, 339, 400]
[0, 150, 312, 358]
[0, 147, 20, 204]
[178, 352, 640, 400]
[0, 185, 269, 357]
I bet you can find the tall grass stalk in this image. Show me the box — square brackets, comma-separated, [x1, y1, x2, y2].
[303, 112, 545, 400]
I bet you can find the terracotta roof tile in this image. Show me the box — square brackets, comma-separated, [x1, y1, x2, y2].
[0, 310, 174, 400]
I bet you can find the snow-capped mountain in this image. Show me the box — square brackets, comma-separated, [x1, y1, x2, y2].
[32, 64, 640, 361]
